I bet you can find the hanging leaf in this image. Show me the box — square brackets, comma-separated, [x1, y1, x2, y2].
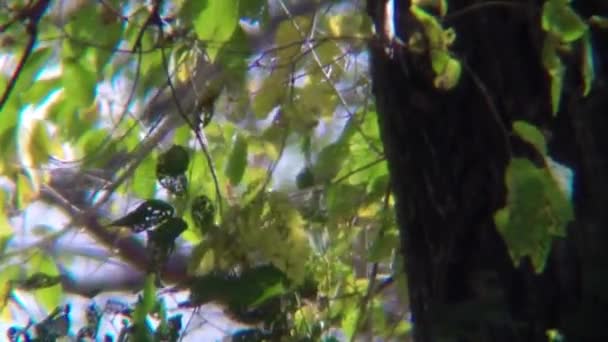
[494, 158, 574, 272]
[542, 0, 587, 43]
[513, 121, 547, 155]
[107, 199, 175, 232]
[225, 133, 248, 185]
[581, 31, 595, 96]
[542, 36, 565, 115]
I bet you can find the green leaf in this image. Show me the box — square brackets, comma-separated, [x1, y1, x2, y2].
[542, 0, 587, 42]
[133, 155, 157, 199]
[0, 191, 13, 245]
[62, 60, 97, 108]
[22, 78, 60, 105]
[434, 56, 461, 90]
[133, 274, 156, 325]
[513, 121, 547, 155]
[341, 303, 359, 341]
[29, 252, 63, 313]
[194, 0, 240, 61]
[225, 133, 248, 185]
[494, 158, 574, 272]
[542, 37, 565, 115]
[326, 184, 365, 220]
[214, 26, 251, 84]
[313, 143, 349, 183]
[581, 31, 595, 96]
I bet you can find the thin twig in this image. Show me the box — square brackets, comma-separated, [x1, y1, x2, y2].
[332, 157, 386, 185]
[277, 0, 354, 117]
[0, 0, 51, 110]
[443, 1, 536, 23]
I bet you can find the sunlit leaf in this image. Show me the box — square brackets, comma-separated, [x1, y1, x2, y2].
[16, 173, 36, 210]
[341, 302, 359, 341]
[194, 0, 240, 61]
[133, 154, 157, 199]
[0, 191, 13, 246]
[29, 252, 63, 313]
[62, 60, 97, 108]
[542, 0, 587, 43]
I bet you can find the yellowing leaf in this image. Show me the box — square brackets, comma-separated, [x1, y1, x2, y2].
[327, 13, 369, 38]
[29, 251, 63, 313]
[16, 173, 36, 210]
[0, 191, 13, 239]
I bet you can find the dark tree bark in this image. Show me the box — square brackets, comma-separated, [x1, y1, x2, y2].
[367, 0, 608, 341]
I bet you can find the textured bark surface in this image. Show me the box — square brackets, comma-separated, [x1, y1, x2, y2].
[367, 0, 608, 341]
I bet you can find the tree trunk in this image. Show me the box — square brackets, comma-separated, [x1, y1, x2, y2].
[367, 0, 608, 341]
